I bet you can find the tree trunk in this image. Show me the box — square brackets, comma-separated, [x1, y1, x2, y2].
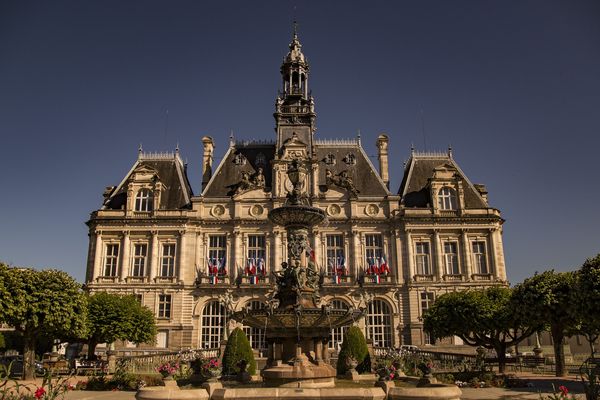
[551, 327, 566, 377]
[23, 333, 37, 380]
[87, 339, 98, 360]
[496, 343, 507, 374]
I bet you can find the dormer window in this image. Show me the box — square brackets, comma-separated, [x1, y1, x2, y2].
[255, 153, 266, 166]
[343, 153, 356, 165]
[324, 153, 336, 166]
[438, 187, 458, 210]
[135, 189, 153, 212]
[234, 153, 247, 166]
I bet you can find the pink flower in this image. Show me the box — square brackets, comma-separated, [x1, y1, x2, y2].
[34, 387, 45, 399]
[559, 385, 569, 395]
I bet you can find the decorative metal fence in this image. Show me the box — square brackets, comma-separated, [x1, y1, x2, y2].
[118, 348, 220, 374]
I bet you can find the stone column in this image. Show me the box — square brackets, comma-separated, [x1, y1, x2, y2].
[434, 230, 444, 280]
[405, 230, 414, 283]
[120, 231, 130, 281]
[233, 230, 242, 277]
[265, 232, 271, 275]
[273, 230, 281, 270]
[178, 230, 186, 281]
[315, 339, 324, 364]
[461, 230, 472, 280]
[92, 230, 102, 281]
[489, 228, 506, 280]
[149, 231, 159, 281]
[352, 229, 361, 278]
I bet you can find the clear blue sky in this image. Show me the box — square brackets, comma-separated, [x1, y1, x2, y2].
[1, 0, 599, 285]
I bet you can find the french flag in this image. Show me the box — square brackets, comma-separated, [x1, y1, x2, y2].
[379, 254, 390, 275]
[207, 257, 218, 276]
[246, 258, 256, 275]
[333, 274, 341, 284]
[209, 275, 218, 285]
[372, 274, 380, 284]
[249, 275, 258, 285]
[218, 256, 227, 275]
[337, 256, 347, 276]
[257, 258, 266, 276]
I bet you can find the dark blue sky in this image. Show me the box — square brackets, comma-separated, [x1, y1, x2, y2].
[1, 1, 599, 284]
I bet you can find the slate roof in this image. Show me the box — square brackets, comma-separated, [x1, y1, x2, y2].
[103, 153, 193, 210]
[202, 143, 275, 198]
[202, 140, 390, 198]
[399, 153, 488, 209]
[314, 143, 389, 197]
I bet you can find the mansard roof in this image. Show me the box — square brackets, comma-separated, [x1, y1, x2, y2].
[103, 151, 193, 210]
[314, 139, 390, 197]
[202, 141, 275, 198]
[399, 150, 488, 209]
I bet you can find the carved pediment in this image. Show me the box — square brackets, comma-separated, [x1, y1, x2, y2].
[281, 132, 308, 160]
[131, 165, 160, 183]
[432, 163, 458, 180]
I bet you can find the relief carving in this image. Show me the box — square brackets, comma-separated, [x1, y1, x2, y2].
[325, 169, 360, 198]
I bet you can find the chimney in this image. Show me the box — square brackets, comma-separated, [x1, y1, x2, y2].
[202, 136, 215, 191]
[376, 134, 389, 188]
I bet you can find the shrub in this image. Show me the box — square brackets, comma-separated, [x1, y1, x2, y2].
[221, 328, 256, 376]
[336, 325, 371, 375]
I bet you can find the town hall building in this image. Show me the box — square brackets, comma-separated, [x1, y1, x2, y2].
[84, 30, 507, 354]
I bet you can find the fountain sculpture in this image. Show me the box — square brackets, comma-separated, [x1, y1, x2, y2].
[233, 158, 363, 388]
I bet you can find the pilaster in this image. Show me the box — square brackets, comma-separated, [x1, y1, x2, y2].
[120, 231, 130, 281]
[149, 230, 159, 281]
[461, 230, 472, 280]
[434, 230, 444, 280]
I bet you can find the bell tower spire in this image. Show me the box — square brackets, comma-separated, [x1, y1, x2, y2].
[274, 23, 316, 157]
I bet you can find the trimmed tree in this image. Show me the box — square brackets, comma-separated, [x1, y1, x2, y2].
[86, 292, 157, 358]
[424, 286, 539, 373]
[336, 325, 371, 375]
[0, 264, 88, 379]
[221, 328, 256, 376]
[512, 270, 577, 377]
[575, 254, 600, 356]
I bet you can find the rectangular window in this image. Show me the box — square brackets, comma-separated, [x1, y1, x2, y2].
[472, 241, 488, 274]
[420, 291, 434, 315]
[158, 294, 172, 319]
[156, 331, 168, 348]
[443, 242, 460, 275]
[208, 235, 226, 271]
[131, 243, 147, 277]
[365, 234, 383, 261]
[103, 244, 119, 277]
[326, 234, 345, 275]
[415, 242, 431, 275]
[247, 235, 266, 268]
[160, 243, 176, 277]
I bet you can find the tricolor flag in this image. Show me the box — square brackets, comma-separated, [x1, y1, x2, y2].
[337, 256, 347, 276]
[218, 256, 227, 275]
[246, 258, 256, 275]
[333, 274, 341, 284]
[372, 274, 381, 284]
[249, 275, 258, 285]
[207, 257, 218, 276]
[379, 254, 390, 275]
[209, 275, 218, 285]
[257, 258, 266, 275]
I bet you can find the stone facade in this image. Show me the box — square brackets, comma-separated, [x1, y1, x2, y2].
[84, 31, 507, 354]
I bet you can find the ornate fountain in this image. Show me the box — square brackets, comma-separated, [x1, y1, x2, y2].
[233, 159, 363, 388]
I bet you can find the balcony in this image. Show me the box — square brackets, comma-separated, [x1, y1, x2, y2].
[154, 276, 177, 284]
[194, 274, 231, 286]
[125, 276, 149, 283]
[237, 275, 270, 286]
[443, 274, 465, 282]
[323, 274, 354, 286]
[95, 276, 119, 283]
[413, 274, 435, 283]
[361, 274, 394, 286]
[471, 273, 494, 282]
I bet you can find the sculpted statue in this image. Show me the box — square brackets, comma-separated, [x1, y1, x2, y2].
[325, 169, 360, 197]
[252, 167, 266, 188]
[230, 168, 267, 196]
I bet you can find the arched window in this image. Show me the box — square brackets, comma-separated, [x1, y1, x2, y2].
[135, 189, 153, 212]
[343, 153, 356, 165]
[367, 300, 392, 348]
[328, 299, 350, 350]
[242, 301, 267, 352]
[438, 187, 457, 210]
[201, 301, 225, 349]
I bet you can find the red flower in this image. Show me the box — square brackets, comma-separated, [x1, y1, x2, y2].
[559, 385, 569, 395]
[34, 387, 45, 399]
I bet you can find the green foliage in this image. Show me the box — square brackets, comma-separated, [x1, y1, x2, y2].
[86, 292, 157, 356]
[221, 328, 256, 376]
[0, 333, 4, 350]
[423, 286, 538, 373]
[512, 270, 577, 377]
[336, 325, 371, 375]
[0, 263, 88, 379]
[575, 254, 600, 356]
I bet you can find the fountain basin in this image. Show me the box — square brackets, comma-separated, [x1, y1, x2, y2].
[388, 384, 462, 400]
[211, 387, 386, 400]
[268, 205, 326, 228]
